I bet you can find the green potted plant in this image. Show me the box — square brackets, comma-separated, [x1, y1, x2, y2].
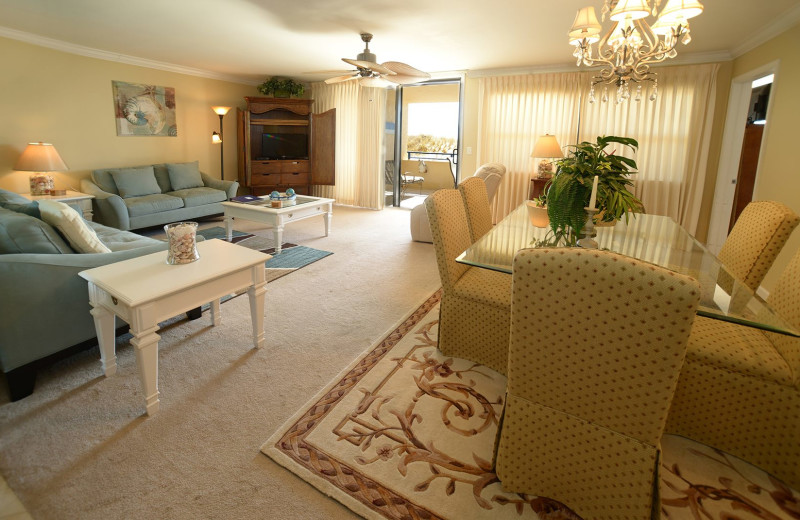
[541, 135, 645, 245]
[257, 77, 305, 98]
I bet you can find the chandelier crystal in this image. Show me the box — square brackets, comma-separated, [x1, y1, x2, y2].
[569, 0, 704, 103]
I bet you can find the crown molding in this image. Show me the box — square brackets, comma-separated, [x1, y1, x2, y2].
[730, 5, 800, 58]
[0, 26, 260, 86]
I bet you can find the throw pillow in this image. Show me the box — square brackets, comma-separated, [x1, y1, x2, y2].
[110, 166, 161, 198]
[38, 200, 111, 253]
[167, 161, 204, 191]
[0, 200, 41, 219]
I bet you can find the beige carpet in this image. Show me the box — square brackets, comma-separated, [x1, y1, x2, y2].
[263, 292, 800, 520]
[0, 206, 440, 519]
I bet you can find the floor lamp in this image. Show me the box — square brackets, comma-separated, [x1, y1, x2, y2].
[211, 106, 231, 180]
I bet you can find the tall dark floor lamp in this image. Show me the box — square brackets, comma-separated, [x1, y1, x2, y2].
[211, 106, 231, 180]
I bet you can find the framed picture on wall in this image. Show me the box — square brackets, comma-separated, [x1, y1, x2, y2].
[112, 81, 177, 137]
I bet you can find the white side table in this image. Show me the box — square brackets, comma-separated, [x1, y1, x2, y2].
[20, 190, 95, 221]
[79, 240, 271, 416]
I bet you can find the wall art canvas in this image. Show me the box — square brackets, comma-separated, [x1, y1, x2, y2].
[112, 81, 177, 137]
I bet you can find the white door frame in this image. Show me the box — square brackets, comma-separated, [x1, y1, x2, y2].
[706, 60, 779, 254]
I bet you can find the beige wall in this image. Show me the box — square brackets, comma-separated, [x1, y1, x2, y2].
[0, 36, 258, 194]
[729, 23, 800, 290]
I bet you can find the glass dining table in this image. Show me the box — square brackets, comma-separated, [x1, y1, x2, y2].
[456, 202, 799, 337]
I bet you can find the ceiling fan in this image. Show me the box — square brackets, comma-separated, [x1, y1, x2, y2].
[324, 33, 430, 87]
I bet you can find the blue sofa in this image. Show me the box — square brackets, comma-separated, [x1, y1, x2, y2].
[81, 161, 238, 231]
[0, 188, 203, 400]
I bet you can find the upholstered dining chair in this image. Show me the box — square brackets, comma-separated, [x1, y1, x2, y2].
[666, 244, 800, 490]
[495, 248, 700, 519]
[424, 188, 511, 375]
[457, 176, 493, 243]
[717, 200, 799, 292]
[411, 163, 506, 243]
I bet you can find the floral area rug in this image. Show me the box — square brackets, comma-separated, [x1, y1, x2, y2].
[262, 291, 800, 519]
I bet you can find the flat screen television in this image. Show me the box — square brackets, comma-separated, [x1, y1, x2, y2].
[259, 133, 309, 160]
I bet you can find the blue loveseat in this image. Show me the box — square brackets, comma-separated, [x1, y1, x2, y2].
[0, 188, 205, 400]
[81, 161, 238, 231]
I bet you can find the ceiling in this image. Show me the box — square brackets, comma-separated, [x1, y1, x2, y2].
[1, 0, 799, 85]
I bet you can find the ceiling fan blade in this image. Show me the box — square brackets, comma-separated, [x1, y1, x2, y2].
[342, 58, 395, 75]
[359, 76, 392, 88]
[325, 73, 359, 84]
[382, 61, 431, 84]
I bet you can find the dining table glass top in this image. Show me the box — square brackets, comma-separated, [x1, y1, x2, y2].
[456, 202, 799, 337]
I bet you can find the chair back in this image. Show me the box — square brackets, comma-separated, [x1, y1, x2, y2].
[472, 163, 506, 202]
[508, 247, 700, 443]
[458, 177, 492, 243]
[497, 247, 700, 517]
[424, 189, 472, 291]
[718, 201, 799, 291]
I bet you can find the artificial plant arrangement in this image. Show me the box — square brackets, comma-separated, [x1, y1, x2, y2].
[539, 135, 645, 246]
[257, 77, 305, 98]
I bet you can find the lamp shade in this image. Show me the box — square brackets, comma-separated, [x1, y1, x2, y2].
[531, 135, 564, 158]
[212, 106, 231, 116]
[569, 7, 602, 39]
[14, 142, 68, 172]
[211, 131, 222, 144]
[658, 0, 704, 22]
[609, 0, 651, 21]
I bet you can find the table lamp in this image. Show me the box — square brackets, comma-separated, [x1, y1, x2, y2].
[14, 142, 69, 195]
[531, 134, 563, 178]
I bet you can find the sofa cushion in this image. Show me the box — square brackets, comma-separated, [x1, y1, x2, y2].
[123, 194, 184, 217]
[111, 166, 162, 199]
[0, 207, 74, 254]
[88, 221, 163, 252]
[167, 161, 204, 191]
[152, 164, 172, 193]
[168, 187, 227, 208]
[39, 200, 111, 254]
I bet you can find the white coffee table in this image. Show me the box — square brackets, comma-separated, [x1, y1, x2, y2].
[79, 240, 271, 415]
[222, 195, 335, 253]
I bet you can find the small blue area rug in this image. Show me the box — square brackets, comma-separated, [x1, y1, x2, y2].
[197, 226, 333, 282]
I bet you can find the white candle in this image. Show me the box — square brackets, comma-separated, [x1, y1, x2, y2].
[588, 175, 599, 210]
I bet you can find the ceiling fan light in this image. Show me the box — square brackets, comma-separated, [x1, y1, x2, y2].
[569, 7, 602, 38]
[659, 0, 704, 22]
[609, 0, 651, 21]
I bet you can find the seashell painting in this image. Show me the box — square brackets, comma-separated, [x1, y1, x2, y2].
[112, 81, 177, 137]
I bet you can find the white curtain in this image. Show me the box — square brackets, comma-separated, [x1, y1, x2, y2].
[477, 73, 583, 222]
[477, 63, 719, 234]
[311, 81, 387, 209]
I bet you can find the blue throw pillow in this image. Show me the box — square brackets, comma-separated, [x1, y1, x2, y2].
[167, 161, 204, 191]
[110, 166, 162, 198]
[0, 200, 41, 219]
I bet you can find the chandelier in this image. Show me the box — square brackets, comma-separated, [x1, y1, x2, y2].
[569, 0, 704, 103]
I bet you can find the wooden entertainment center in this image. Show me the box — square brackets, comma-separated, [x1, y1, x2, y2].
[237, 97, 335, 196]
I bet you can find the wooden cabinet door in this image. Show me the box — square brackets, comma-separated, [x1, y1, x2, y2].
[237, 108, 252, 187]
[311, 109, 336, 186]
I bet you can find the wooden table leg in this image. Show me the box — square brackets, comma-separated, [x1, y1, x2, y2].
[248, 281, 267, 349]
[131, 325, 161, 416]
[225, 215, 234, 241]
[211, 299, 221, 326]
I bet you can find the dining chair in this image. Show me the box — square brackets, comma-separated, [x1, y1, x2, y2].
[717, 200, 799, 292]
[495, 248, 700, 519]
[457, 176, 493, 243]
[410, 163, 506, 243]
[665, 244, 800, 490]
[424, 188, 511, 375]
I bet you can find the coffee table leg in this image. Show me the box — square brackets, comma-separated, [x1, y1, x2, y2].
[211, 299, 221, 326]
[248, 281, 267, 349]
[225, 215, 234, 241]
[131, 325, 161, 415]
[324, 205, 332, 237]
[90, 305, 117, 377]
[273, 225, 284, 254]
